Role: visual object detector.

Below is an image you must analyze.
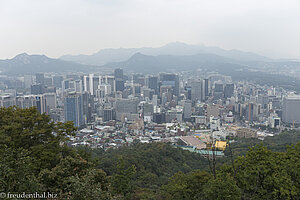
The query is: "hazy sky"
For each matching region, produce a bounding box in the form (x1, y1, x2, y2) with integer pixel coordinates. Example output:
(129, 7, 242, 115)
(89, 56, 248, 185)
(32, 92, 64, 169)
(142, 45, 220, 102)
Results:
(1, 0, 300, 59)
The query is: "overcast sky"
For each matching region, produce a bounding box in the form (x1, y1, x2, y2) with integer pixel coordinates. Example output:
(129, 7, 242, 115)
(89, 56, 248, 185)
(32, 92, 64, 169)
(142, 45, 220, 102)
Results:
(1, 0, 300, 59)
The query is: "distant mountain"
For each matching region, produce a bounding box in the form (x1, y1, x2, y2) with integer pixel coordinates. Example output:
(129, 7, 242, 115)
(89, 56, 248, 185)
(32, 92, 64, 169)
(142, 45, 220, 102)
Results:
(103, 52, 245, 74)
(0, 53, 98, 75)
(60, 42, 270, 66)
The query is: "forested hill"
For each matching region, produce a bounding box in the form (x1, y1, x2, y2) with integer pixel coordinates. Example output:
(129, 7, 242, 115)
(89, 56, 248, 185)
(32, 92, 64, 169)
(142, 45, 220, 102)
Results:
(84, 142, 208, 190)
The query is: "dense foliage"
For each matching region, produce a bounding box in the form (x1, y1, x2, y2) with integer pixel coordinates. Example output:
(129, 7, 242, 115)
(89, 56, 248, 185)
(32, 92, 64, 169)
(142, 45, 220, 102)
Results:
(0, 107, 299, 199)
(224, 130, 300, 158)
(92, 142, 208, 189)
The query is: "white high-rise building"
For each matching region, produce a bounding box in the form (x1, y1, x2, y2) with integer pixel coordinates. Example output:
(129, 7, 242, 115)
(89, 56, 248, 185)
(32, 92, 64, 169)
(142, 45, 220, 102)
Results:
(283, 95, 300, 124)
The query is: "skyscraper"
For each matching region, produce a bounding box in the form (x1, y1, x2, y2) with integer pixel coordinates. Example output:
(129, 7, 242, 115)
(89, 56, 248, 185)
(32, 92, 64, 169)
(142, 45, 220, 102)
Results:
(36, 73, 45, 85)
(191, 80, 203, 102)
(183, 100, 192, 120)
(147, 75, 158, 94)
(53, 75, 63, 88)
(114, 68, 123, 80)
(159, 73, 179, 96)
(64, 92, 84, 127)
(224, 83, 234, 99)
(282, 95, 300, 124)
(115, 79, 125, 92)
(24, 75, 33, 89)
(204, 78, 209, 99)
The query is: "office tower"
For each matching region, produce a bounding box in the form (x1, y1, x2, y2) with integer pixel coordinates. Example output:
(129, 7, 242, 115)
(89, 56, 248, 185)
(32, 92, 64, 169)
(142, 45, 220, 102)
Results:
(213, 83, 224, 100)
(224, 83, 234, 99)
(102, 75, 115, 93)
(97, 84, 112, 97)
(62, 80, 70, 90)
(0, 94, 16, 108)
(246, 102, 260, 122)
(31, 84, 44, 95)
(53, 75, 63, 88)
(88, 74, 94, 95)
(115, 79, 125, 92)
(36, 73, 45, 85)
(82, 92, 94, 124)
(142, 88, 154, 100)
(143, 103, 154, 116)
(44, 77, 53, 86)
(43, 93, 57, 111)
(75, 80, 83, 93)
(64, 92, 84, 127)
(92, 76, 100, 95)
(24, 75, 33, 89)
(214, 83, 223, 92)
(282, 95, 300, 124)
(153, 113, 166, 123)
(159, 73, 180, 96)
(183, 100, 192, 120)
(115, 99, 138, 120)
(147, 75, 158, 94)
(16, 95, 37, 109)
(114, 68, 123, 80)
(191, 80, 203, 102)
(83, 75, 90, 93)
(103, 108, 116, 122)
(204, 78, 209, 98)
(35, 95, 47, 114)
(152, 95, 158, 106)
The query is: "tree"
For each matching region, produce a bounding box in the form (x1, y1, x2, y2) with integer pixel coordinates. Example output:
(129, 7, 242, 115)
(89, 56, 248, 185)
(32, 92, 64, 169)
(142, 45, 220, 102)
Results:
(0, 106, 76, 170)
(161, 170, 211, 200)
(111, 158, 136, 199)
(226, 144, 300, 199)
(203, 174, 241, 200)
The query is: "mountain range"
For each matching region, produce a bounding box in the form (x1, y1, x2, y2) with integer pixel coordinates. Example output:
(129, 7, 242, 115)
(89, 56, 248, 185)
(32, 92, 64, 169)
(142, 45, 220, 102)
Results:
(1, 42, 300, 75)
(60, 42, 270, 66)
(0, 53, 96, 75)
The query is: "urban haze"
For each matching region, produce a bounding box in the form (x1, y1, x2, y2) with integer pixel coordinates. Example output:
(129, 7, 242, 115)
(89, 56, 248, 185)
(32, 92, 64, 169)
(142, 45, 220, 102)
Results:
(0, 1, 300, 199)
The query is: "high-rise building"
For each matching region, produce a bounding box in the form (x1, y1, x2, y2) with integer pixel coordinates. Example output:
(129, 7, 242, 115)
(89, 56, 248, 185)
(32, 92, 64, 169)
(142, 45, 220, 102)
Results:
(159, 73, 179, 96)
(24, 75, 33, 89)
(0, 94, 16, 108)
(53, 75, 63, 88)
(213, 83, 224, 100)
(64, 92, 84, 127)
(83, 75, 90, 93)
(31, 84, 44, 95)
(282, 95, 300, 124)
(35, 95, 47, 114)
(115, 79, 125, 92)
(102, 75, 115, 93)
(75, 80, 83, 93)
(214, 83, 223, 92)
(82, 92, 94, 124)
(204, 78, 209, 98)
(224, 83, 234, 99)
(92, 76, 100, 95)
(36, 73, 45, 85)
(43, 93, 57, 111)
(103, 108, 116, 122)
(16, 95, 37, 109)
(147, 75, 158, 94)
(44, 77, 53, 86)
(114, 68, 123, 80)
(115, 99, 138, 120)
(183, 100, 192, 120)
(191, 80, 203, 102)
